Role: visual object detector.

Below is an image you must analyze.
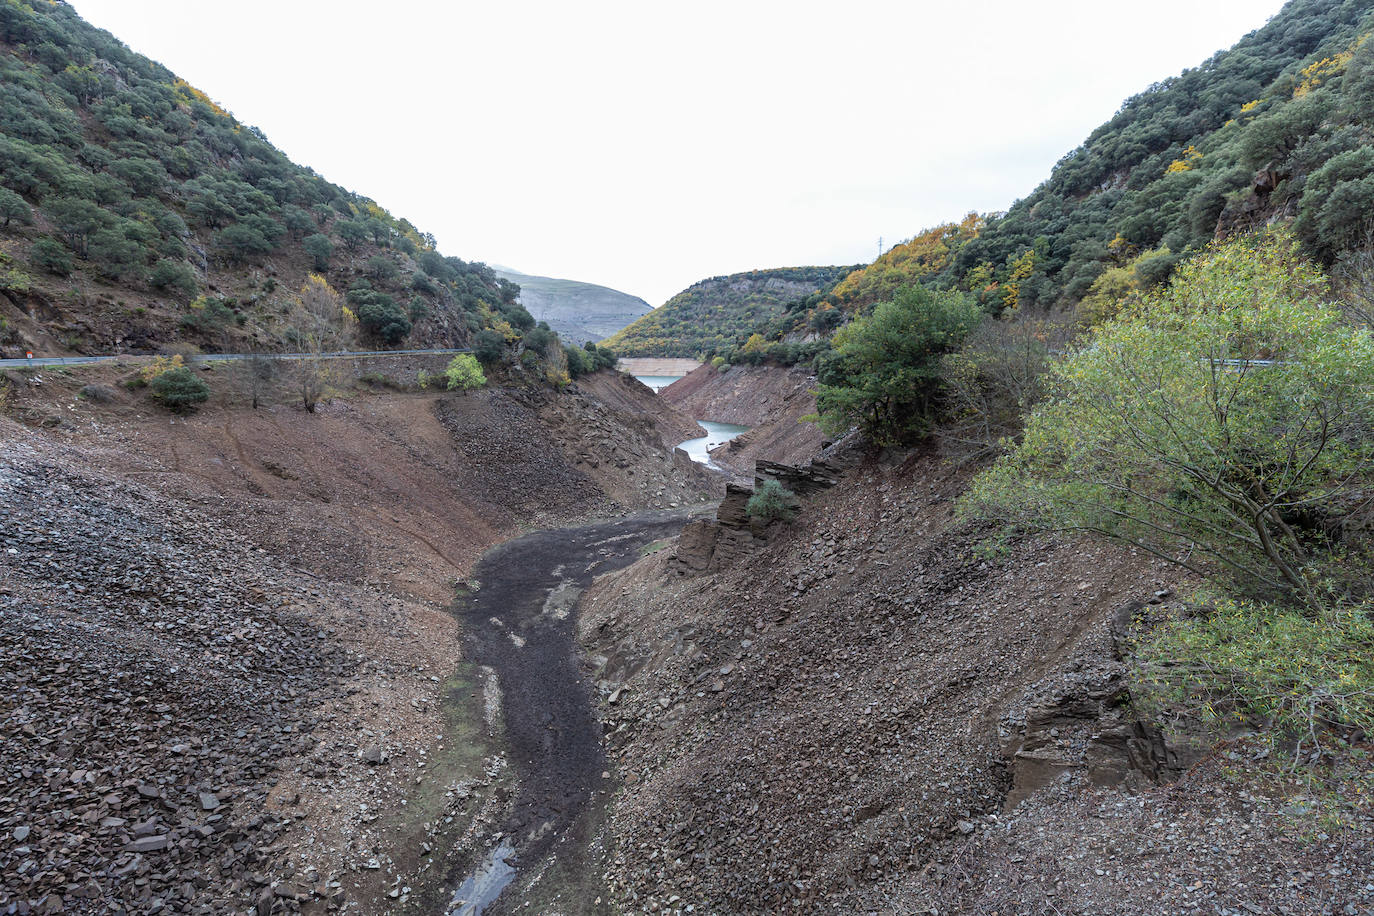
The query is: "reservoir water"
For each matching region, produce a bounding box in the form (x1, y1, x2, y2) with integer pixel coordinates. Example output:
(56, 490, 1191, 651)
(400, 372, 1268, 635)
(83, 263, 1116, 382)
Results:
(634, 375, 683, 393)
(631, 373, 749, 468)
(677, 419, 750, 467)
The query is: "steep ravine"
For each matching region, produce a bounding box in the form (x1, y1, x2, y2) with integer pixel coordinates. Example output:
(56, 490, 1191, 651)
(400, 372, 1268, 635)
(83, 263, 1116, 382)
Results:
(0, 365, 717, 915)
(578, 455, 1374, 913)
(660, 364, 825, 479)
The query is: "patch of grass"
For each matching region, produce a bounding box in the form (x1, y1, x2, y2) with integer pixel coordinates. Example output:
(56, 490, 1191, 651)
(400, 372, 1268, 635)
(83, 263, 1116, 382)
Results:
(639, 538, 672, 557)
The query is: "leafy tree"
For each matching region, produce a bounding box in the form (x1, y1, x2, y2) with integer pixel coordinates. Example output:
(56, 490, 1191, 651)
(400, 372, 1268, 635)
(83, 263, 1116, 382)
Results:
(216, 223, 272, 263)
(354, 292, 410, 344)
(444, 353, 486, 391)
(365, 217, 390, 246)
(44, 196, 104, 256)
(150, 364, 209, 411)
(366, 254, 398, 283)
(814, 284, 982, 444)
(302, 233, 332, 271)
(30, 237, 71, 275)
(282, 204, 314, 239)
(407, 296, 431, 322)
(473, 328, 506, 366)
(336, 219, 367, 250)
(87, 227, 146, 279)
(962, 232, 1374, 606)
(109, 156, 165, 195)
(148, 258, 196, 296)
(0, 187, 29, 228)
(563, 343, 591, 377)
(524, 324, 556, 355)
(410, 270, 435, 294)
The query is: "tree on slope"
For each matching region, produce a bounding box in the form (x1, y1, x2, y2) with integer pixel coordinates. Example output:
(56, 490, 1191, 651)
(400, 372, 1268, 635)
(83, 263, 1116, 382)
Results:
(814, 284, 981, 445)
(961, 230, 1374, 606)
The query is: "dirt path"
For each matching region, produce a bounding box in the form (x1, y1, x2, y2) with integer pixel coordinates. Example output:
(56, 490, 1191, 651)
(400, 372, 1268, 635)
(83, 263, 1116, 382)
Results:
(446, 510, 694, 914)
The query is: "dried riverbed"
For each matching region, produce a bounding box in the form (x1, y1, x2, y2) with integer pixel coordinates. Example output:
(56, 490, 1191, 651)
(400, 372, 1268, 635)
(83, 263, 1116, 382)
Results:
(418, 510, 696, 915)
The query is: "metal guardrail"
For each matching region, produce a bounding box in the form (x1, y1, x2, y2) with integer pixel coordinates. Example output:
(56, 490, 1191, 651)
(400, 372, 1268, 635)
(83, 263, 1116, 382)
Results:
(0, 348, 472, 370)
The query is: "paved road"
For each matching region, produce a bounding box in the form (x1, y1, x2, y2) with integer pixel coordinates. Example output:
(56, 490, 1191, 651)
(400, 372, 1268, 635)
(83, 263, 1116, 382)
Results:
(0, 347, 471, 369)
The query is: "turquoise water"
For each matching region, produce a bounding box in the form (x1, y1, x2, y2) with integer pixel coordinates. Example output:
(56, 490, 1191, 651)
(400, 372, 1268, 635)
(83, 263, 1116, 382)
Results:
(678, 420, 750, 467)
(633, 374, 683, 392)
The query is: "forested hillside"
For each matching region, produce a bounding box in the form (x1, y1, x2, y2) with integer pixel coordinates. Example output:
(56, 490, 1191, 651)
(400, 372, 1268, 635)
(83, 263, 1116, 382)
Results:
(0, 0, 533, 358)
(603, 265, 858, 358)
(493, 268, 650, 346)
(779, 0, 1374, 334)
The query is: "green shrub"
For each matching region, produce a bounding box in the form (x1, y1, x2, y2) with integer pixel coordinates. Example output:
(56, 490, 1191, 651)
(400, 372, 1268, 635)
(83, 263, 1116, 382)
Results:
(30, 238, 72, 276)
(1132, 593, 1374, 761)
(961, 231, 1374, 606)
(353, 293, 411, 344)
(747, 478, 797, 522)
(473, 329, 506, 366)
(564, 343, 591, 378)
(815, 283, 982, 445)
(180, 297, 235, 335)
(302, 233, 332, 271)
(444, 353, 486, 391)
(149, 365, 209, 411)
(148, 258, 197, 297)
(0, 187, 31, 228)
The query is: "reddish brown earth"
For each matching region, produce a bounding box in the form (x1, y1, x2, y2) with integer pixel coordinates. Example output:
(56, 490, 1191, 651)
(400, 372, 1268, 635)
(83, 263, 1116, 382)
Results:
(579, 452, 1374, 914)
(0, 362, 714, 915)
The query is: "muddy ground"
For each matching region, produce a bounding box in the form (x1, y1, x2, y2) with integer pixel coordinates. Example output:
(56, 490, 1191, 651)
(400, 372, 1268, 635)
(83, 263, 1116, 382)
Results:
(434, 511, 700, 916)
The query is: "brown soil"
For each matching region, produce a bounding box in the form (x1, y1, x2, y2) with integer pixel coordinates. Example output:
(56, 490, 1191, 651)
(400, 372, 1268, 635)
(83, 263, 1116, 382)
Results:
(0, 364, 714, 915)
(578, 453, 1374, 914)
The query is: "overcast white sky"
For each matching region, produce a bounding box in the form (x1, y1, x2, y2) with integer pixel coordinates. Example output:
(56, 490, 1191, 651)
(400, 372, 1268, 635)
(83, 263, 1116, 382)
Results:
(71, 1, 1288, 305)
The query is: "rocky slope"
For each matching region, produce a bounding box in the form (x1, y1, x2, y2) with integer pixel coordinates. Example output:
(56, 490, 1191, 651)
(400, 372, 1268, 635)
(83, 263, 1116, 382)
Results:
(578, 454, 1374, 913)
(0, 363, 715, 915)
(493, 269, 651, 346)
(660, 364, 825, 479)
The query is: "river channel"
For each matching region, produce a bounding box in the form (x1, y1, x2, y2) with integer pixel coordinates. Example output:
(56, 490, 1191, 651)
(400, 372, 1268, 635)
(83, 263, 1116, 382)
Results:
(437, 510, 694, 915)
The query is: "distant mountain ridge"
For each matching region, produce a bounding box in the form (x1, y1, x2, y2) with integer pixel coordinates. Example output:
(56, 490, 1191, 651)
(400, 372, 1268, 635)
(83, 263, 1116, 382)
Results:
(493, 268, 650, 346)
(602, 265, 858, 358)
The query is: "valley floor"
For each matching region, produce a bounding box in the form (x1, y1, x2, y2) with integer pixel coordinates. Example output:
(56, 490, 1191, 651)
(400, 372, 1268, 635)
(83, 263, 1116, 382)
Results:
(2, 359, 1370, 916)
(0, 362, 714, 915)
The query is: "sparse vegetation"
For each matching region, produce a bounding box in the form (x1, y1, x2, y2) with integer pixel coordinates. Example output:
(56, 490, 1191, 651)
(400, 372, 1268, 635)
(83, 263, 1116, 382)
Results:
(746, 478, 798, 522)
(444, 353, 486, 391)
(149, 365, 209, 411)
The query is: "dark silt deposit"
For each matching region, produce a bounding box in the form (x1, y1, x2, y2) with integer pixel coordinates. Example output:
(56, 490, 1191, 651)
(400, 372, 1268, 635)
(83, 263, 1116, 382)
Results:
(444, 510, 693, 914)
